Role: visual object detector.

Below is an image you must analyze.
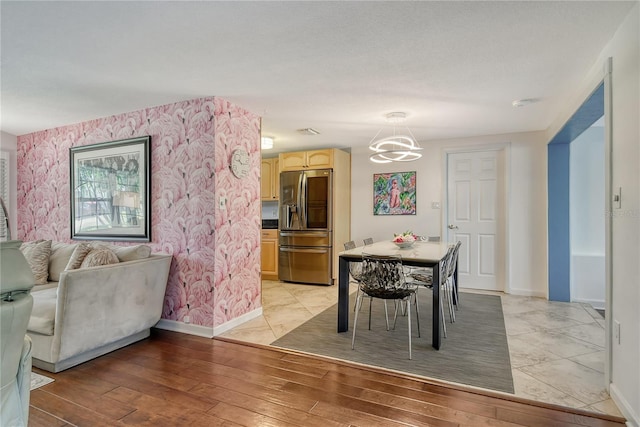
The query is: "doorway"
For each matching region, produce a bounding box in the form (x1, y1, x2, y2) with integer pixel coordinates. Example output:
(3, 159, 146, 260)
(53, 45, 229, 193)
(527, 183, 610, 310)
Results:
(444, 146, 507, 291)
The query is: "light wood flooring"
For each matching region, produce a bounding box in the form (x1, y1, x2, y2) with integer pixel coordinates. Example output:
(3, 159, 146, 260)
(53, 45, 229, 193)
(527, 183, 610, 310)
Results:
(30, 329, 626, 427)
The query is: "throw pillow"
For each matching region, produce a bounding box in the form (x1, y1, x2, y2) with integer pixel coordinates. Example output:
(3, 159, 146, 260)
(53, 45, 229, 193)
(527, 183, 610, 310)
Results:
(19, 240, 52, 285)
(80, 248, 120, 268)
(48, 242, 78, 281)
(64, 242, 92, 271)
(113, 245, 152, 262)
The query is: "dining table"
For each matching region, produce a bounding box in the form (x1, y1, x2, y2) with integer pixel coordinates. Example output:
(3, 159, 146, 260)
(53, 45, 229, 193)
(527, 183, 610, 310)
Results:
(337, 240, 456, 350)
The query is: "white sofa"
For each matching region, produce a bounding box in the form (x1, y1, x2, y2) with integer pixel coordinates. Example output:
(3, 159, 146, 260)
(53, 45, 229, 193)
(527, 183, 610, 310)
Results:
(23, 241, 171, 373)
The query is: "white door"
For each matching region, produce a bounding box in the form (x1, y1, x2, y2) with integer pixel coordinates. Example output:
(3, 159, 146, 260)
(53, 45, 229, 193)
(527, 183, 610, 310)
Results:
(446, 150, 505, 291)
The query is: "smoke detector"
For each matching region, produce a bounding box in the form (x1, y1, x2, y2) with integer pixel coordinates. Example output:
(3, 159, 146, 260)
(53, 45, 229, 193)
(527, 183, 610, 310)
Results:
(297, 128, 320, 135)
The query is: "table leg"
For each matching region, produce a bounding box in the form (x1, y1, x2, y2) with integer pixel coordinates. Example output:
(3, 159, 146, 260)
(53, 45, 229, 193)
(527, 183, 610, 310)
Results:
(338, 256, 349, 333)
(432, 260, 441, 350)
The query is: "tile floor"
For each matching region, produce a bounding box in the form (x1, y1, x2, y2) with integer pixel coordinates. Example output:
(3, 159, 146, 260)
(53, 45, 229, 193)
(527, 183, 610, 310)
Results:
(220, 280, 623, 418)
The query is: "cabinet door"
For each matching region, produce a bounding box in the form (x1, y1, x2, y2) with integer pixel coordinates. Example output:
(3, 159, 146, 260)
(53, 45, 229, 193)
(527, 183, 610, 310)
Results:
(306, 149, 333, 169)
(279, 151, 307, 171)
(261, 231, 278, 277)
(261, 159, 274, 200)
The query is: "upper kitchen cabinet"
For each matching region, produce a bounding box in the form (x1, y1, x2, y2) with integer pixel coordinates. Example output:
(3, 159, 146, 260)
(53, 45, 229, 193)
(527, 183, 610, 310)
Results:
(279, 149, 333, 171)
(261, 158, 279, 200)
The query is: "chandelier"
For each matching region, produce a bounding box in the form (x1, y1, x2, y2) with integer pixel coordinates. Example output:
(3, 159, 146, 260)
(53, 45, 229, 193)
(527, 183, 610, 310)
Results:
(369, 112, 422, 163)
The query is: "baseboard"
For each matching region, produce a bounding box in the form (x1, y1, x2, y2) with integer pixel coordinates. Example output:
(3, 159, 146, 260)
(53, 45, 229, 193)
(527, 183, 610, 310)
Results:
(155, 319, 213, 338)
(154, 307, 264, 338)
(571, 297, 605, 310)
(213, 307, 263, 336)
(610, 383, 639, 427)
(506, 288, 547, 298)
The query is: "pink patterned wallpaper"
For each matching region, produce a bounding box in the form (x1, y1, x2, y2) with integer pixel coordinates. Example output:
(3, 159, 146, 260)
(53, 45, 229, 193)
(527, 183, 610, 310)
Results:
(16, 97, 261, 330)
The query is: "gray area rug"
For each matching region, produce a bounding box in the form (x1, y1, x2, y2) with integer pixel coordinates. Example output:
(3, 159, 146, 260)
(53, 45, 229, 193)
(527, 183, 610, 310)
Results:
(272, 290, 514, 393)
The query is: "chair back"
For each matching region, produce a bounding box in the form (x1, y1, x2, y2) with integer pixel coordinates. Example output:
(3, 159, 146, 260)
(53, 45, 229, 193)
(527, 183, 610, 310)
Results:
(360, 254, 411, 299)
(446, 241, 462, 279)
(439, 245, 455, 285)
(343, 241, 356, 250)
(427, 236, 441, 242)
(363, 237, 374, 246)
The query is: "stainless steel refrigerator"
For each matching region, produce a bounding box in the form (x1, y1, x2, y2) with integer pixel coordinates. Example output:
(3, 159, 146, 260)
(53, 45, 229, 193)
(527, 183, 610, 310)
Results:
(278, 169, 333, 285)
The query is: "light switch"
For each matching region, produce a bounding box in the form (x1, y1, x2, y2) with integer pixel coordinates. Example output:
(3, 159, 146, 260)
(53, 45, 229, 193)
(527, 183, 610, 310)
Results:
(614, 187, 622, 209)
(431, 202, 441, 209)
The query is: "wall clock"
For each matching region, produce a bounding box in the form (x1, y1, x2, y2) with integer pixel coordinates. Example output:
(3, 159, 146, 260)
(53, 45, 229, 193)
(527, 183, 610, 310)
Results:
(230, 148, 250, 179)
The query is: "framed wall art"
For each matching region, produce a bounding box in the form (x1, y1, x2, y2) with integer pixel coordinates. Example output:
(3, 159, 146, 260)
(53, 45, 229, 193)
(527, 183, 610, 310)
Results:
(70, 136, 151, 241)
(373, 171, 416, 215)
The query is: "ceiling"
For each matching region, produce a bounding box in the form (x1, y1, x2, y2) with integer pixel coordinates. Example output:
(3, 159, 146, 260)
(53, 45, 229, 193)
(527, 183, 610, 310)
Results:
(1, 1, 635, 154)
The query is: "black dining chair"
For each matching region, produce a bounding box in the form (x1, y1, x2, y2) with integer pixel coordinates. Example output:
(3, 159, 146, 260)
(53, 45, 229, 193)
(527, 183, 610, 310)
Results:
(352, 254, 420, 359)
(344, 241, 363, 311)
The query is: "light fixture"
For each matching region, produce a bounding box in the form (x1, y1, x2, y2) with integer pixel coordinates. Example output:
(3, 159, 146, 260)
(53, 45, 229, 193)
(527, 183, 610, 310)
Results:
(369, 112, 422, 163)
(261, 136, 274, 149)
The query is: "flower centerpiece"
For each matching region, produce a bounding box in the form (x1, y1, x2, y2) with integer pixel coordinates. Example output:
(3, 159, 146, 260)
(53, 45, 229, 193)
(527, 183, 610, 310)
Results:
(392, 230, 418, 248)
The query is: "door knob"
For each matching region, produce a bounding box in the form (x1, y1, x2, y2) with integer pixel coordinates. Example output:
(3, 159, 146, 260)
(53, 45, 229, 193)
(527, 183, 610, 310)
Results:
(448, 224, 459, 230)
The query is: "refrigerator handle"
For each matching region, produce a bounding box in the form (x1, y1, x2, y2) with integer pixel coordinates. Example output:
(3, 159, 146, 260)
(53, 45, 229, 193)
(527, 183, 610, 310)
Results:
(298, 172, 306, 229)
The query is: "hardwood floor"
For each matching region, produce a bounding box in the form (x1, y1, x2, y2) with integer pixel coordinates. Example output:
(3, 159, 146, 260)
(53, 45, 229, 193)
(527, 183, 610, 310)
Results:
(29, 329, 626, 427)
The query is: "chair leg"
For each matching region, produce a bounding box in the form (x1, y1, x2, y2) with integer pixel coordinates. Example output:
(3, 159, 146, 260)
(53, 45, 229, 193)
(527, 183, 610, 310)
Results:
(413, 291, 420, 338)
(452, 276, 460, 310)
(448, 278, 456, 322)
(440, 296, 447, 338)
(383, 301, 390, 330)
(407, 298, 412, 360)
(368, 297, 373, 330)
(351, 294, 363, 350)
(353, 286, 360, 312)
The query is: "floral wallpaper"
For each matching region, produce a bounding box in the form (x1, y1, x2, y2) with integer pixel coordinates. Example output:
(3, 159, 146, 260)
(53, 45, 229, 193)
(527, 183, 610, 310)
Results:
(16, 97, 261, 330)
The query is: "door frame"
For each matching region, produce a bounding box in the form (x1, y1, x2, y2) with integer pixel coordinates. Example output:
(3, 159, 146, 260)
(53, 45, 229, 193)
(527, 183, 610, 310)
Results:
(441, 142, 511, 293)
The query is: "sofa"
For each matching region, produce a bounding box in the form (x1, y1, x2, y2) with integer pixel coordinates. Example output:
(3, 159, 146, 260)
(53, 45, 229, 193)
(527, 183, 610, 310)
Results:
(1, 240, 35, 427)
(20, 240, 172, 373)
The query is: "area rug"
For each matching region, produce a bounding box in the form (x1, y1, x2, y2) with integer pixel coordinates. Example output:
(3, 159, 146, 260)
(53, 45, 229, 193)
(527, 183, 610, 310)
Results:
(272, 290, 514, 393)
(30, 372, 54, 390)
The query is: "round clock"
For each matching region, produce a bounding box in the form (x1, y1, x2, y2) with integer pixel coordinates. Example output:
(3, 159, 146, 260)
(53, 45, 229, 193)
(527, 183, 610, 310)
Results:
(230, 148, 250, 179)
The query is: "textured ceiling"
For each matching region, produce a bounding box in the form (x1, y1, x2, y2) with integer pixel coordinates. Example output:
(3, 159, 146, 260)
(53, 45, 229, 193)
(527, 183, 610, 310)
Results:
(1, 1, 635, 153)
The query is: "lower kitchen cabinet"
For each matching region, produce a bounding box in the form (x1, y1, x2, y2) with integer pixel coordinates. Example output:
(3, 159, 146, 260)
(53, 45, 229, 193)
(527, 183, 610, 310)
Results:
(261, 229, 278, 280)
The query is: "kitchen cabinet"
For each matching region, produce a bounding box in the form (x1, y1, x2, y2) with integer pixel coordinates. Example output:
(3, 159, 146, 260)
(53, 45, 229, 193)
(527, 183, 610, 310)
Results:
(279, 149, 333, 171)
(261, 229, 278, 280)
(261, 158, 279, 200)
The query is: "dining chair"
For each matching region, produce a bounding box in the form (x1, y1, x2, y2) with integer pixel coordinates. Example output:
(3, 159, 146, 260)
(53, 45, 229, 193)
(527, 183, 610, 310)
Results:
(352, 254, 420, 359)
(363, 237, 374, 246)
(445, 241, 462, 313)
(344, 241, 363, 312)
(408, 245, 454, 337)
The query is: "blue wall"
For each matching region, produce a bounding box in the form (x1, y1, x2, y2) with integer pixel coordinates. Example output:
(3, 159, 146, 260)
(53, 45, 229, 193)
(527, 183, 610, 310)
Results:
(547, 83, 604, 302)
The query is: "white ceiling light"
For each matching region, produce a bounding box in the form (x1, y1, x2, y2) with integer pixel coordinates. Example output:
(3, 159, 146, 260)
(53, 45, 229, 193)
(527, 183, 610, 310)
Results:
(369, 112, 422, 163)
(261, 136, 274, 149)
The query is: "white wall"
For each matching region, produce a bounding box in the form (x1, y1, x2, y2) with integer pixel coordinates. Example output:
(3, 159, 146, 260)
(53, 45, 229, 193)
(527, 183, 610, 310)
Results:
(350, 130, 548, 297)
(0, 131, 18, 239)
(545, 4, 639, 424)
(570, 125, 606, 309)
